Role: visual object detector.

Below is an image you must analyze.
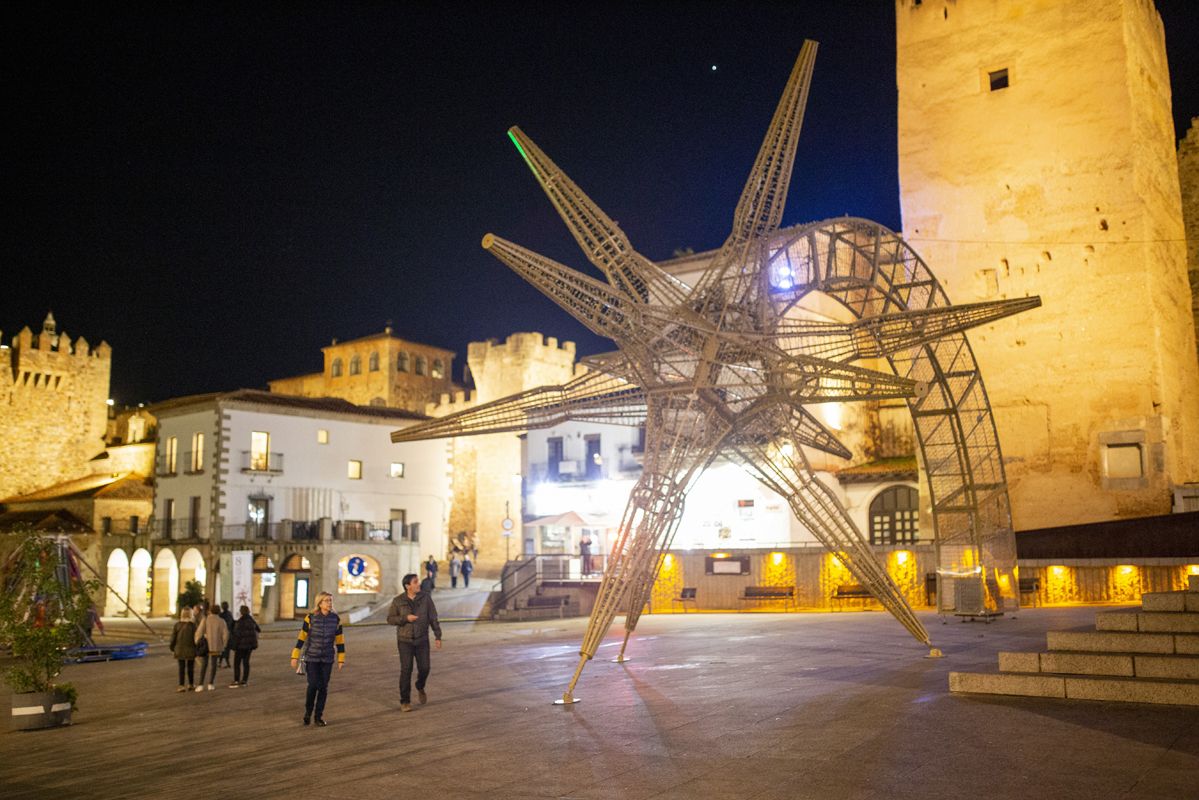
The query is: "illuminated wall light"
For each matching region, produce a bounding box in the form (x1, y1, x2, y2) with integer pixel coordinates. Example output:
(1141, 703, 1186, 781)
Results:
(896, 550, 910, 564)
(712, 552, 730, 559)
(662, 554, 674, 569)
(1050, 565, 1065, 576)
(1118, 565, 1134, 575)
(771, 552, 784, 565)
(1188, 565, 1199, 575)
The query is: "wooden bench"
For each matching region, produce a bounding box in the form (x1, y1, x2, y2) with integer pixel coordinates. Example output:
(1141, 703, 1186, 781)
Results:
(672, 587, 697, 612)
(519, 594, 572, 620)
(1018, 576, 1041, 608)
(832, 583, 875, 610)
(739, 585, 795, 611)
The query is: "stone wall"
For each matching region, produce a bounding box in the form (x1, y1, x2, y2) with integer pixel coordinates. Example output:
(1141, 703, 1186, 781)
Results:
(429, 333, 577, 571)
(268, 328, 456, 413)
(1180, 118, 1199, 366)
(0, 315, 111, 500)
(895, 0, 1199, 528)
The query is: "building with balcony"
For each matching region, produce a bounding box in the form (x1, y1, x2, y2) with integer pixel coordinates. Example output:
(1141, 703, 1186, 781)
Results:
(131, 389, 450, 620)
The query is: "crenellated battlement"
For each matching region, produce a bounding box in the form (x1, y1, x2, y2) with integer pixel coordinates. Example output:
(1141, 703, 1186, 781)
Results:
(1, 313, 112, 500)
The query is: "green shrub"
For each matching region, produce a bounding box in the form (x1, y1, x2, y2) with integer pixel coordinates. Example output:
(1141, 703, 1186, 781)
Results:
(0, 526, 100, 698)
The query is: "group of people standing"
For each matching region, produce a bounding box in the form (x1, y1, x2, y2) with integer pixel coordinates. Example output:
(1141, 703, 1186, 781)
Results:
(420, 551, 474, 590)
(170, 600, 260, 692)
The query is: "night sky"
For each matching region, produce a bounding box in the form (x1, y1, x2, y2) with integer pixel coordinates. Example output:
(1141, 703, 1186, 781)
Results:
(4, 2, 1198, 405)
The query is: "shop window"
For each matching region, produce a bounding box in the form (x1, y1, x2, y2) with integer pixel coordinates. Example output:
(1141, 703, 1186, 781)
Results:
(338, 554, 381, 594)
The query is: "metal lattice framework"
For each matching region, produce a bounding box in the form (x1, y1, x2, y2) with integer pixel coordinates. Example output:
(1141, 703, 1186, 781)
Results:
(392, 41, 1039, 703)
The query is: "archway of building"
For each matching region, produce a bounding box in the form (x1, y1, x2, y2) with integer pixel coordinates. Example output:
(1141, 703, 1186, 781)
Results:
(252, 553, 276, 617)
(104, 549, 130, 616)
(766, 217, 1024, 607)
(278, 553, 313, 620)
(129, 548, 152, 616)
(152, 548, 179, 617)
(179, 547, 207, 592)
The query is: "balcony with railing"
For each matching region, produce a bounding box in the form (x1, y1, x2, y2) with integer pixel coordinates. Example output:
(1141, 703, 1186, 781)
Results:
(240, 450, 284, 474)
(149, 516, 205, 540)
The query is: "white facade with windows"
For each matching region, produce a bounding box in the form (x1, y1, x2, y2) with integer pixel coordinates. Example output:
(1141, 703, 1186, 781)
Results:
(148, 390, 450, 618)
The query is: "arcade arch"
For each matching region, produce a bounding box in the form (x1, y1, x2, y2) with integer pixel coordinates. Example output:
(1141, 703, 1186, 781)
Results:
(251, 553, 277, 617)
(278, 554, 312, 620)
(180, 547, 207, 589)
(129, 548, 152, 616)
(152, 549, 179, 617)
(104, 549, 130, 616)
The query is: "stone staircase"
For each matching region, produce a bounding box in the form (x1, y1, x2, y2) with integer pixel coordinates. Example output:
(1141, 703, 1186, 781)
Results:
(950, 581, 1199, 706)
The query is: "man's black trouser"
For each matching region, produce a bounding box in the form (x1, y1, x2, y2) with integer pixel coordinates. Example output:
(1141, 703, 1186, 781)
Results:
(397, 638, 431, 704)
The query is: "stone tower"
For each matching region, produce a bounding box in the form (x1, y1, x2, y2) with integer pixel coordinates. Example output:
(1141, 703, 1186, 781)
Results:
(896, 0, 1199, 528)
(0, 313, 112, 500)
(430, 333, 576, 571)
(1180, 117, 1199, 359)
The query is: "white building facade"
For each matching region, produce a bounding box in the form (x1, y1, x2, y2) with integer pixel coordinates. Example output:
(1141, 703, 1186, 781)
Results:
(148, 390, 449, 619)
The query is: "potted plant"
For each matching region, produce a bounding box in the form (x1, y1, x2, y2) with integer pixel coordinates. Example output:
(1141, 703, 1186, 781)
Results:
(0, 526, 99, 731)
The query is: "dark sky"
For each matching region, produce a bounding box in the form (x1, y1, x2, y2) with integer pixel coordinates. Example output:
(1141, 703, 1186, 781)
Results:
(4, 2, 1198, 405)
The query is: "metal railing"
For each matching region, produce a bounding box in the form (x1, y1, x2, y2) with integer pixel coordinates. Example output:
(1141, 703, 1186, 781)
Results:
(332, 520, 396, 541)
(492, 553, 608, 616)
(149, 516, 204, 539)
(240, 450, 284, 473)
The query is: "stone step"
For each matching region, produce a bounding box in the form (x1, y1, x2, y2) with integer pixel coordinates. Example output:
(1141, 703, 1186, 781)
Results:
(999, 650, 1199, 680)
(1142, 591, 1199, 613)
(949, 670, 1199, 706)
(1046, 629, 1199, 655)
(1096, 609, 1199, 634)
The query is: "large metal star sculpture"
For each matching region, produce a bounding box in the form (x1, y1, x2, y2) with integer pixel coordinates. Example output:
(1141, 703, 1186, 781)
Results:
(393, 41, 1039, 704)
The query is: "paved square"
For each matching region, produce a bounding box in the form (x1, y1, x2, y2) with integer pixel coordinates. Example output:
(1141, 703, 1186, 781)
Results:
(2, 607, 1197, 799)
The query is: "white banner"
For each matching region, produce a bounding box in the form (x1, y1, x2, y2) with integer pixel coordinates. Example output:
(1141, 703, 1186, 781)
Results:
(231, 550, 253, 613)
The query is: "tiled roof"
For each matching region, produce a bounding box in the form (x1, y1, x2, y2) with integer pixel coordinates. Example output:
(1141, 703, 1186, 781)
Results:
(0, 508, 93, 533)
(1, 472, 151, 504)
(152, 389, 428, 421)
(835, 456, 918, 484)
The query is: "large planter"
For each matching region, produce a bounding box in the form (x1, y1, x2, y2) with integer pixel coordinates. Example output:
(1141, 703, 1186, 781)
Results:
(10, 690, 72, 731)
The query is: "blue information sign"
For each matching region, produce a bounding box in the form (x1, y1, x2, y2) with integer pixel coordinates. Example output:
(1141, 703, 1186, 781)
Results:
(347, 556, 366, 577)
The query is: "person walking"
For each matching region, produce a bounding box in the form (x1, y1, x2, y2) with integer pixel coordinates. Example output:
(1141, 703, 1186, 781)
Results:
(219, 601, 235, 668)
(228, 604, 260, 688)
(449, 553, 461, 589)
(290, 591, 345, 727)
(386, 573, 443, 712)
(461, 555, 473, 588)
(170, 607, 197, 692)
(423, 555, 438, 588)
(580, 534, 593, 576)
(195, 604, 229, 691)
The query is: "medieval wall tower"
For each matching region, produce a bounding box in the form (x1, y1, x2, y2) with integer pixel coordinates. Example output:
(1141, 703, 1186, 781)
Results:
(1180, 117, 1199, 357)
(896, 0, 1199, 528)
(430, 332, 576, 570)
(0, 313, 112, 500)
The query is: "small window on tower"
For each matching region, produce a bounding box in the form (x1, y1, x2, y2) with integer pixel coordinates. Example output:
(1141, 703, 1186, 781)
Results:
(988, 68, 1009, 92)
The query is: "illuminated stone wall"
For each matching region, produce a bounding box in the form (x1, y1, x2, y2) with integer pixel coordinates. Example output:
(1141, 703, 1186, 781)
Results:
(896, 0, 1199, 527)
(0, 315, 111, 500)
(430, 333, 577, 572)
(1180, 118, 1199, 365)
(269, 328, 456, 413)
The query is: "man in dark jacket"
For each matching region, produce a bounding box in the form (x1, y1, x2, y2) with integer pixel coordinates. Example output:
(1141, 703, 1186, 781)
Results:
(219, 601, 235, 667)
(386, 573, 443, 712)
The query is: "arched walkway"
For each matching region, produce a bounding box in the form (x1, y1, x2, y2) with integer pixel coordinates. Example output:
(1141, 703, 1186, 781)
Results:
(104, 549, 130, 616)
(152, 549, 179, 617)
(252, 553, 276, 617)
(278, 553, 312, 620)
(179, 547, 206, 592)
(129, 549, 152, 616)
